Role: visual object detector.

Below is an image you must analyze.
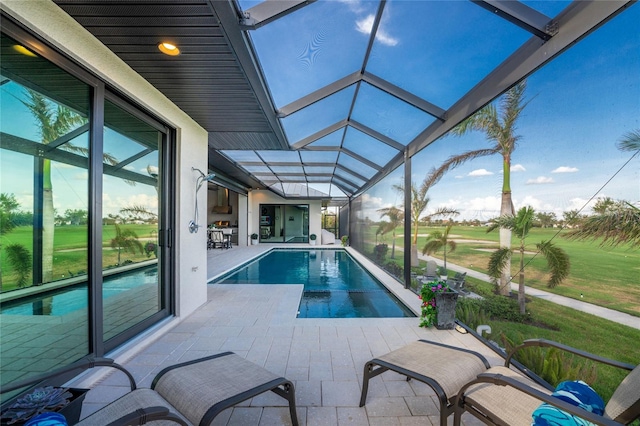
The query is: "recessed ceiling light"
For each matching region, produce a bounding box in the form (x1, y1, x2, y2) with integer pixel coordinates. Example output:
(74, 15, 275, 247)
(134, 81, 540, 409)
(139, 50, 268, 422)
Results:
(13, 45, 37, 57)
(158, 42, 180, 56)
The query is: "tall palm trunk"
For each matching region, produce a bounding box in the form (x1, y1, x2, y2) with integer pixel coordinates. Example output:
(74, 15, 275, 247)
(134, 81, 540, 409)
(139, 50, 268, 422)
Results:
(411, 221, 419, 267)
(498, 156, 515, 296)
(518, 244, 526, 313)
(391, 230, 396, 259)
(42, 159, 54, 283)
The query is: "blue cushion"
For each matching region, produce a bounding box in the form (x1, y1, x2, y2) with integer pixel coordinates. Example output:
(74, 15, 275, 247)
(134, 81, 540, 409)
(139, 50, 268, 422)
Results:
(24, 412, 68, 426)
(531, 380, 604, 426)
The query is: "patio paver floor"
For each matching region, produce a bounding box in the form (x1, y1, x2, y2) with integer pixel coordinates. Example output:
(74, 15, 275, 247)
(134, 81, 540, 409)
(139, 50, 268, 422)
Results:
(73, 255, 503, 425)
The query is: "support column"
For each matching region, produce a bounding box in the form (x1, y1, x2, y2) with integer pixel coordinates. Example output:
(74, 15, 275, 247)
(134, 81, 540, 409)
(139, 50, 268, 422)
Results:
(403, 150, 412, 289)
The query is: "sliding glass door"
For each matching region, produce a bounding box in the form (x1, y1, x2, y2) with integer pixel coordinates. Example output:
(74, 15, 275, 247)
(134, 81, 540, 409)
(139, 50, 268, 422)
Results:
(259, 204, 309, 243)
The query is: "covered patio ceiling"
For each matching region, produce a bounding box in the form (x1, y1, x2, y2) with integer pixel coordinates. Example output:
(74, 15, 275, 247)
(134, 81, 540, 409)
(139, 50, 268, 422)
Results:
(53, 0, 633, 200)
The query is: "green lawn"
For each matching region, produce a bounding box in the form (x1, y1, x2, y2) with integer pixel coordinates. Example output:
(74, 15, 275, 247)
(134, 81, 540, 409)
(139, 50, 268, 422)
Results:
(364, 225, 640, 316)
(1, 224, 158, 290)
(463, 277, 640, 403)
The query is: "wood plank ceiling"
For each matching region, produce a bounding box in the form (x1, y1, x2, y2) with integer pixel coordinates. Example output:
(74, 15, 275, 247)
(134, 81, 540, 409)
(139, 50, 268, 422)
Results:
(52, 0, 285, 188)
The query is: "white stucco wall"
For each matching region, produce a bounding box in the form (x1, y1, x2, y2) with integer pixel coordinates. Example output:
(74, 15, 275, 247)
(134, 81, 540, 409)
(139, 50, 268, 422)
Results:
(248, 190, 322, 244)
(1, 0, 209, 317)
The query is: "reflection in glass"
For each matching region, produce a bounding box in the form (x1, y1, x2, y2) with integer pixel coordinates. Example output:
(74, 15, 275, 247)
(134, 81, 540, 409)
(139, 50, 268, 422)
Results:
(102, 100, 161, 341)
(0, 33, 90, 388)
(350, 165, 404, 283)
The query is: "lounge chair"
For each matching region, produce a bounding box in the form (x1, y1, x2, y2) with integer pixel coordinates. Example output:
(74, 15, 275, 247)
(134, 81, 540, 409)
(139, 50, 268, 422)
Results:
(359, 340, 491, 426)
(447, 272, 467, 294)
(1, 352, 299, 426)
(453, 339, 639, 426)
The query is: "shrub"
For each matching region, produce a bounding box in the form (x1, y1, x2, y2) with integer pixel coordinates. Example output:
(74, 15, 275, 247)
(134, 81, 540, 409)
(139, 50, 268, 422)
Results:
(373, 244, 388, 264)
(501, 333, 598, 387)
(383, 261, 403, 279)
(481, 294, 529, 323)
(456, 298, 489, 330)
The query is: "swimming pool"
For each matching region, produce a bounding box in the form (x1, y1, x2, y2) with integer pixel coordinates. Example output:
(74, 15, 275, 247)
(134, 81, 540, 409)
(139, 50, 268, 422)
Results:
(0, 266, 158, 316)
(213, 249, 414, 318)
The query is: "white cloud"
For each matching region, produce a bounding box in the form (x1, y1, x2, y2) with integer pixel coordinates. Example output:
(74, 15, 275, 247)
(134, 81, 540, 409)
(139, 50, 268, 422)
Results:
(466, 196, 500, 213)
(454, 175, 464, 179)
(511, 164, 526, 172)
(526, 176, 554, 184)
(338, 0, 366, 14)
(361, 193, 384, 208)
(515, 195, 544, 211)
(468, 169, 494, 177)
(355, 14, 398, 46)
(103, 193, 158, 216)
(552, 166, 579, 173)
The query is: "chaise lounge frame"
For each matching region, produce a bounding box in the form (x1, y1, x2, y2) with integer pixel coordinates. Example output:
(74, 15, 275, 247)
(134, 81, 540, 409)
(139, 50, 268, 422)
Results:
(359, 339, 491, 426)
(2, 351, 299, 426)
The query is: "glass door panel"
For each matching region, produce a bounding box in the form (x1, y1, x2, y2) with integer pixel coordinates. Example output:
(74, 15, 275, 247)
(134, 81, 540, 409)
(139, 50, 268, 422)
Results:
(0, 32, 90, 388)
(102, 99, 161, 341)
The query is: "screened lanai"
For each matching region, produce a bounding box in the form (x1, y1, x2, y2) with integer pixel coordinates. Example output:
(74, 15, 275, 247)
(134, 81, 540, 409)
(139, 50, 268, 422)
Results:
(1, 0, 638, 410)
(51, 0, 637, 203)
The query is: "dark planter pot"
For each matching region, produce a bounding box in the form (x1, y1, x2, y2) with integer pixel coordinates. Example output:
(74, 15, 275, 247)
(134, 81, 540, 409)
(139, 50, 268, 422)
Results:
(1, 388, 88, 426)
(435, 290, 459, 330)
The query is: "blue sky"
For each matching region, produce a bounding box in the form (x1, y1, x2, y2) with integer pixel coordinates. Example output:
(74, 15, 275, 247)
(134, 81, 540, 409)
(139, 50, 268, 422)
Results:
(245, 0, 638, 222)
(1, 1, 638, 223)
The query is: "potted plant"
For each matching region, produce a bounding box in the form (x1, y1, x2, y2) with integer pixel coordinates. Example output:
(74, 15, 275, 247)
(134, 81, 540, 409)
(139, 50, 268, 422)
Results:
(309, 234, 317, 245)
(1, 386, 88, 425)
(340, 235, 349, 247)
(418, 280, 458, 330)
(250, 233, 258, 245)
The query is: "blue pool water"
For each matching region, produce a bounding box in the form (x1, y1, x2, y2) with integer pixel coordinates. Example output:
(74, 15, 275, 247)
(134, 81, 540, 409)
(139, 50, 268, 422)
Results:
(214, 249, 414, 318)
(0, 266, 158, 316)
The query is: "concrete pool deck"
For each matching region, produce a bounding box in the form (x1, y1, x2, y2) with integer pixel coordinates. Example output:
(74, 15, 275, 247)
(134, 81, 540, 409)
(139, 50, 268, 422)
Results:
(74, 280, 501, 425)
(56, 243, 638, 424)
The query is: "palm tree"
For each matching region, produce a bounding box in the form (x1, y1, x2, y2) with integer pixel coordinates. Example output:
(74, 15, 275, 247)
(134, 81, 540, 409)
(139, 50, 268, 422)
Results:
(564, 130, 640, 248)
(393, 182, 458, 266)
(1, 193, 23, 289)
(23, 90, 118, 283)
(565, 201, 640, 249)
(487, 206, 570, 314)
(5, 244, 32, 288)
(421, 224, 457, 273)
(377, 206, 403, 259)
(423, 81, 529, 296)
(110, 224, 143, 265)
(22, 91, 87, 283)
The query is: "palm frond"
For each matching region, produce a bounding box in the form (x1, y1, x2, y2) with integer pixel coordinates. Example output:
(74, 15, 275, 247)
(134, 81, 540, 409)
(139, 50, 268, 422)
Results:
(487, 247, 511, 284)
(120, 205, 158, 218)
(422, 148, 500, 189)
(536, 241, 570, 288)
(451, 104, 498, 138)
(616, 129, 640, 152)
(513, 206, 535, 239)
(486, 214, 515, 233)
(6, 244, 32, 287)
(564, 205, 640, 248)
(420, 207, 459, 222)
(421, 239, 442, 255)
